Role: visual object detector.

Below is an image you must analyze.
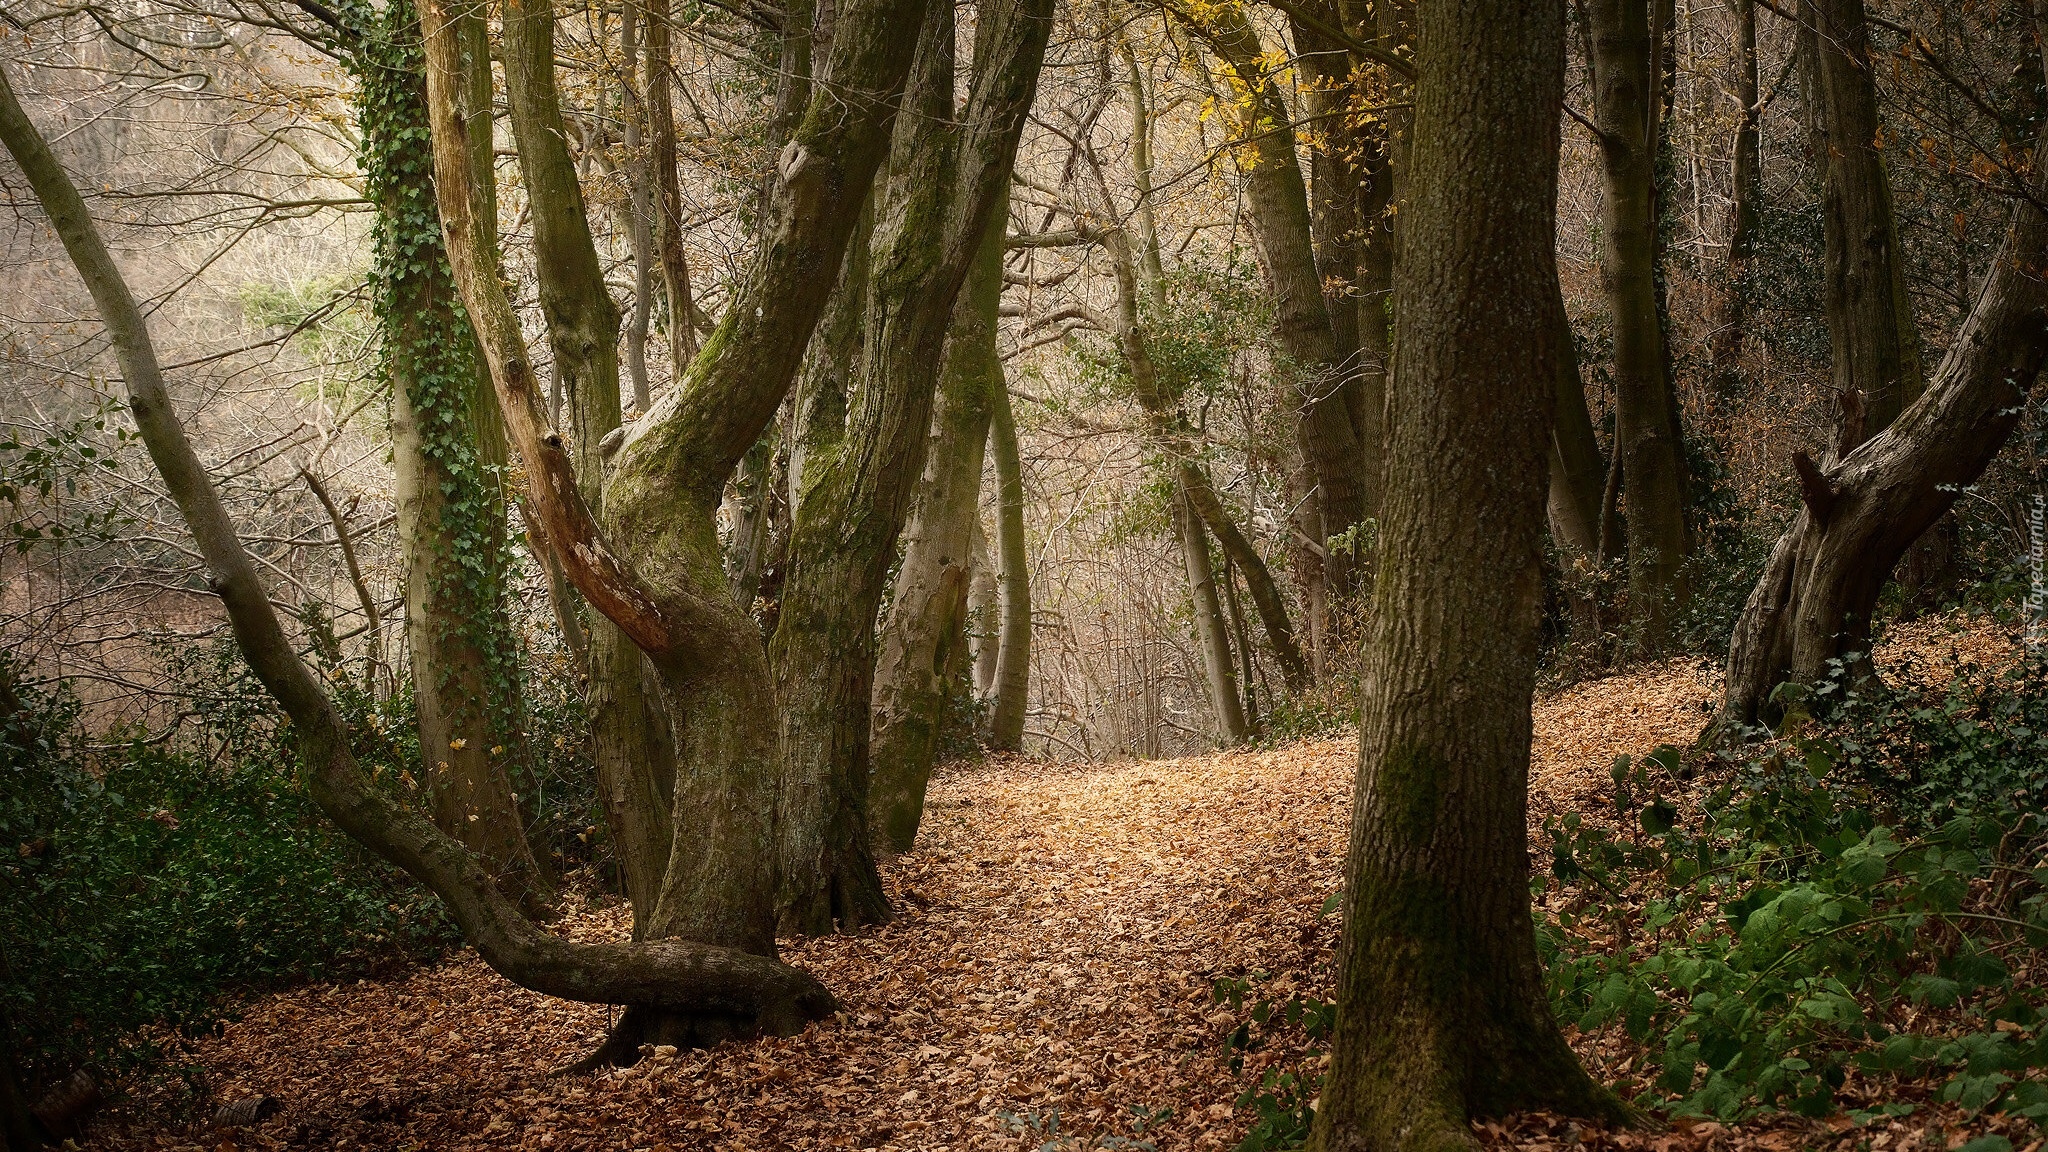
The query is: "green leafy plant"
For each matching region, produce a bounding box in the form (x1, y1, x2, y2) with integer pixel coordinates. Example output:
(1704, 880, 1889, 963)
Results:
(1541, 707, 2048, 1124)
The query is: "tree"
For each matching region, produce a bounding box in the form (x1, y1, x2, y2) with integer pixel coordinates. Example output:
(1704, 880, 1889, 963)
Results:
(423, 0, 935, 1048)
(986, 373, 1033, 751)
(1307, 0, 1629, 1142)
(0, 51, 835, 1063)
(767, 0, 1051, 931)
(1712, 111, 2048, 733)
(1586, 0, 1692, 649)
(869, 203, 1005, 853)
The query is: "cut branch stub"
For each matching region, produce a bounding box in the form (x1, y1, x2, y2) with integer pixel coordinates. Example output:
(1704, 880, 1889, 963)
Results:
(1792, 450, 1838, 523)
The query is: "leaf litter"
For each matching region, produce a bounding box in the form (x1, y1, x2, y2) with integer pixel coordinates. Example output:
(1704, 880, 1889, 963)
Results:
(88, 616, 2026, 1151)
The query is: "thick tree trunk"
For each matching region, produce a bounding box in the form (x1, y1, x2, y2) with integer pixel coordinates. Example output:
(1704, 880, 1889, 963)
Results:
(1588, 0, 1691, 651)
(1708, 0, 1759, 399)
(1307, 0, 1627, 1143)
(368, 2, 551, 920)
(1713, 122, 2048, 735)
(770, 0, 1050, 933)
(987, 377, 1032, 751)
(500, 0, 680, 937)
(0, 55, 836, 1056)
(869, 205, 1003, 854)
(1176, 488, 1250, 745)
(1806, 0, 1924, 444)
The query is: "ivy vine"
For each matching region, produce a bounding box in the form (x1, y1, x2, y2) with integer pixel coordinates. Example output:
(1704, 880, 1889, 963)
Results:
(337, 0, 528, 760)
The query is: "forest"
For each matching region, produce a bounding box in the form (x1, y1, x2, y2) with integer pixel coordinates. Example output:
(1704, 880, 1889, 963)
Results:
(1, 0, 2046, 1144)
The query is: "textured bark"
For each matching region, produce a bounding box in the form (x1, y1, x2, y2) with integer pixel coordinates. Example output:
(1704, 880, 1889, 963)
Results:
(1307, 0, 1627, 1143)
(1175, 489, 1250, 745)
(1805, 0, 1924, 445)
(373, 7, 551, 920)
(1708, 0, 1759, 399)
(869, 205, 1003, 853)
(987, 377, 1032, 752)
(1713, 122, 2048, 734)
(770, 0, 1050, 933)
(1588, 0, 1691, 649)
(969, 520, 1000, 698)
(0, 57, 834, 1048)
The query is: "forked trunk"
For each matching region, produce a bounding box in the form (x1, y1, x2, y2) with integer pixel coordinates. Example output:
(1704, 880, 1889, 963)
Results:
(1712, 120, 2048, 736)
(1308, 0, 1627, 1143)
(770, 0, 1051, 933)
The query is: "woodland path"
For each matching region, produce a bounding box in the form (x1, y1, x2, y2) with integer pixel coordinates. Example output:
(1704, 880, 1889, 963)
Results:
(94, 620, 2011, 1152)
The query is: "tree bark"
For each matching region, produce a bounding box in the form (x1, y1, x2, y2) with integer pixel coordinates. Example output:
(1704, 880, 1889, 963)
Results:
(0, 53, 836, 1054)
(1588, 0, 1691, 651)
(769, 0, 1050, 933)
(1307, 0, 1628, 1142)
(619, 0, 655, 411)
(646, 0, 700, 370)
(1175, 488, 1249, 744)
(1712, 120, 2048, 734)
(428, 0, 933, 1044)
(1805, 0, 1924, 445)
(869, 202, 1004, 854)
(987, 376, 1032, 751)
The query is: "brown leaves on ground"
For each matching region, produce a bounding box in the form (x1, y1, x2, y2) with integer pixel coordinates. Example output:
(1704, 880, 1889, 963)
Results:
(90, 617, 2026, 1152)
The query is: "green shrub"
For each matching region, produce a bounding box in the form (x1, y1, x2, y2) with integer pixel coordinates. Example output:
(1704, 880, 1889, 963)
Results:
(1541, 699, 2048, 1124)
(0, 653, 456, 1092)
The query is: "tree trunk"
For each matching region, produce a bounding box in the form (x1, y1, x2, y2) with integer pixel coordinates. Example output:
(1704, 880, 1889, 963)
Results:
(619, 0, 654, 411)
(0, 52, 837, 1061)
(769, 0, 1050, 933)
(1806, 0, 1924, 445)
(1307, 0, 1628, 1142)
(437, 0, 935, 1046)
(1712, 120, 2048, 735)
(969, 519, 1000, 698)
(1587, 0, 1691, 651)
(369, 0, 552, 920)
(1198, 6, 1373, 599)
(646, 0, 699, 370)
(869, 203, 1003, 853)
(1708, 0, 1759, 400)
(987, 376, 1032, 751)
(1175, 487, 1249, 745)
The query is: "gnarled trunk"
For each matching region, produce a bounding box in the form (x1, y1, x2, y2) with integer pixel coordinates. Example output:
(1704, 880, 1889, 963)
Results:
(1308, 0, 1627, 1142)
(1713, 120, 2048, 735)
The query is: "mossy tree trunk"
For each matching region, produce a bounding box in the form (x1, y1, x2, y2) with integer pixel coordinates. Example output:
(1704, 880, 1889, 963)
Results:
(1588, 0, 1691, 651)
(770, 0, 1051, 933)
(368, 0, 552, 921)
(1307, 0, 1629, 1143)
(869, 202, 1004, 854)
(0, 54, 837, 1068)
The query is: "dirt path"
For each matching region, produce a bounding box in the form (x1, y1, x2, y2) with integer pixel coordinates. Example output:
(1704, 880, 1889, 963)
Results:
(93, 620, 2008, 1151)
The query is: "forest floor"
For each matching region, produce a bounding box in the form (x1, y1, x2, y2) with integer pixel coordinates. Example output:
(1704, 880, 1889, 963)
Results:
(91, 617, 2028, 1152)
